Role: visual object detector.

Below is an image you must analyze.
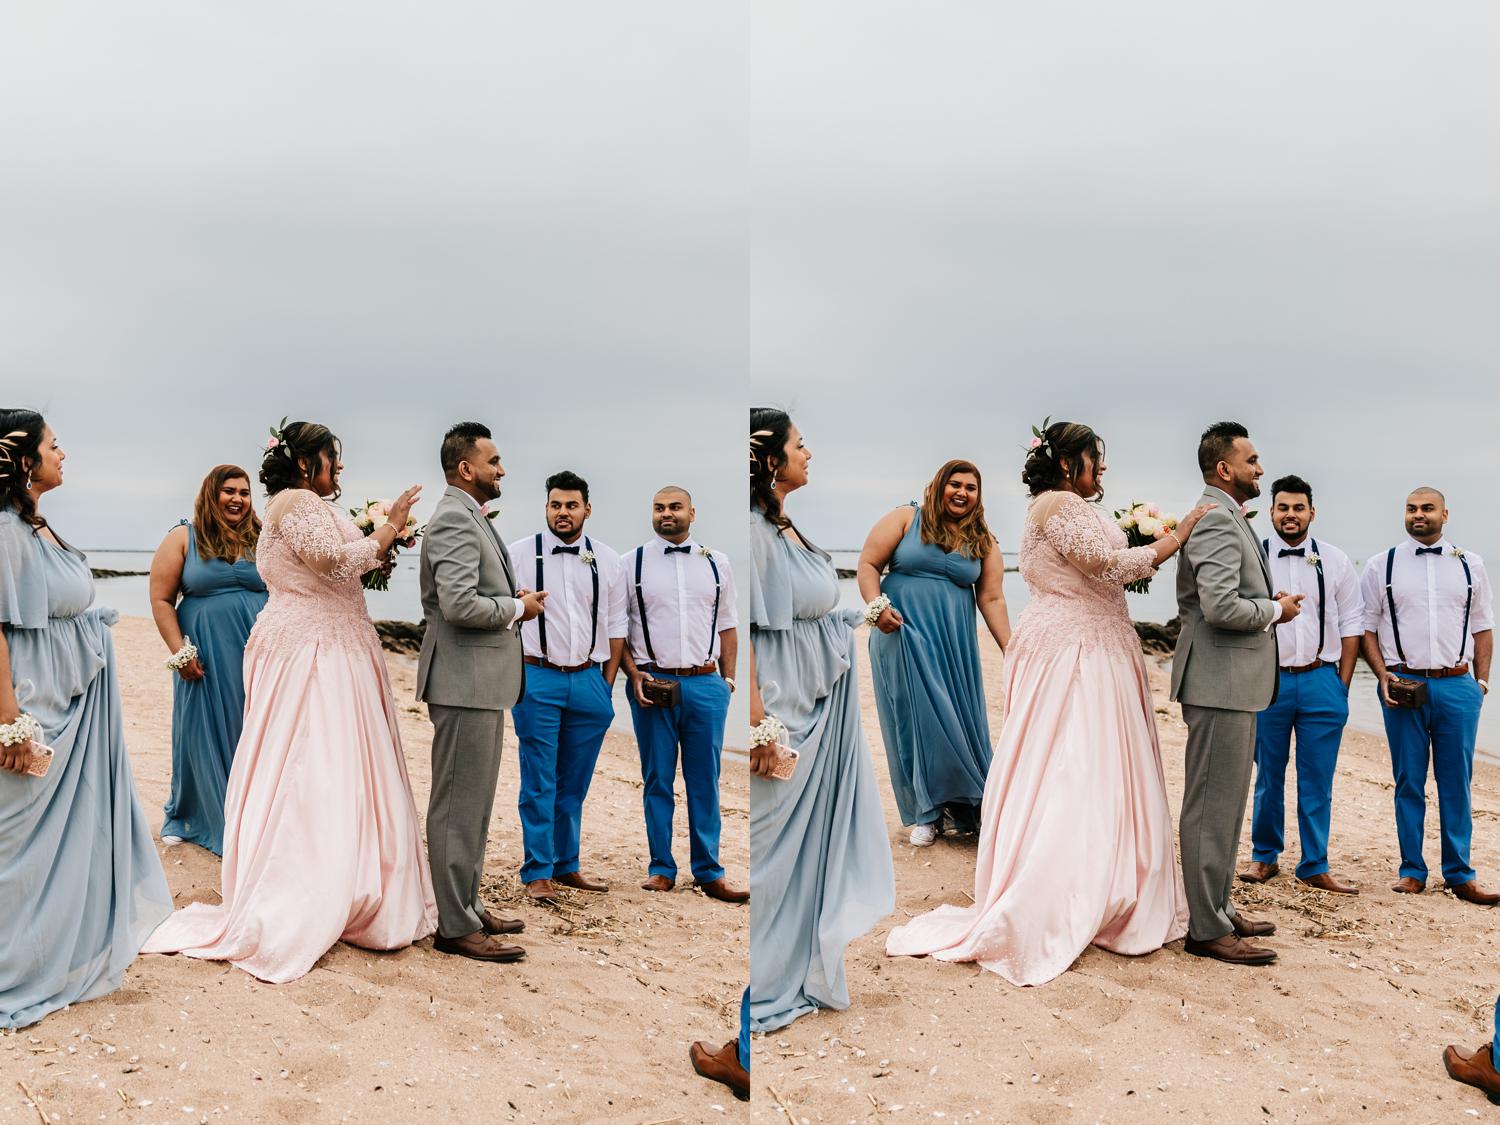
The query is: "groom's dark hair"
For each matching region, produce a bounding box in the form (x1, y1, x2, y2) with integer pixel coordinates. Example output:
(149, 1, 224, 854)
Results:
(1197, 421, 1249, 475)
(1270, 475, 1313, 506)
(441, 422, 492, 477)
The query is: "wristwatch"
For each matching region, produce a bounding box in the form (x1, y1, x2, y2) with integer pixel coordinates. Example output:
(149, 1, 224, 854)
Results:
(723, 677, 736, 692)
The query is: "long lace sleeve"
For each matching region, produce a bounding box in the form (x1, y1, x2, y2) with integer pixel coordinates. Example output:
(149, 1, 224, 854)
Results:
(1033, 492, 1157, 586)
(270, 491, 381, 583)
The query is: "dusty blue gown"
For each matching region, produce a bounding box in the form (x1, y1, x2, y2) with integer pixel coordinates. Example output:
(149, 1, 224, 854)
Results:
(868, 504, 992, 829)
(0, 509, 172, 1029)
(749, 510, 894, 1032)
(162, 522, 267, 854)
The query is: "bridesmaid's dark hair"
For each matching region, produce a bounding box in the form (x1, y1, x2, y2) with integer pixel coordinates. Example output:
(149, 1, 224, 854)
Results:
(750, 406, 794, 529)
(260, 421, 342, 501)
(194, 465, 262, 563)
(920, 459, 994, 560)
(0, 408, 50, 531)
(1022, 420, 1106, 502)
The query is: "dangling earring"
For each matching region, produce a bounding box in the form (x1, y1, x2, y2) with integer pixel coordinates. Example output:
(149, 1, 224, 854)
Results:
(24, 472, 33, 492)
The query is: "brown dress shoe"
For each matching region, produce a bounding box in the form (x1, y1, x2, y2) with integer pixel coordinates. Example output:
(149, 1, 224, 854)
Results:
(1444, 1043, 1500, 1104)
(1237, 861, 1279, 884)
(433, 931, 526, 963)
(695, 877, 750, 904)
(1231, 912, 1277, 938)
(1183, 933, 1277, 965)
(1448, 880, 1500, 906)
(525, 879, 559, 903)
(1392, 876, 1427, 894)
(1299, 872, 1359, 895)
(478, 908, 525, 935)
(689, 1039, 750, 1102)
(554, 871, 609, 893)
(641, 874, 675, 892)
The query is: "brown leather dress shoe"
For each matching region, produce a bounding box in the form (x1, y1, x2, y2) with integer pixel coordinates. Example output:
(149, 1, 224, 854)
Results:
(1299, 872, 1359, 895)
(1231, 912, 1277, 938)
(1392, 876, 1427, 894)
(433, 931, 526, 963)
(641, 874, 675, 892)
(1183, 933, 1277, 965)
(525, 879, 559, 903)
(1444, 1043, 1500, 1103)
(1237, 861, 1279, 884)
(1448, 880, 1500, 906)
(554, 871, 609, 893)
(690, 1039, 750, 1102)
(695, 878, 750, 904)
(478, 908, 525, 935)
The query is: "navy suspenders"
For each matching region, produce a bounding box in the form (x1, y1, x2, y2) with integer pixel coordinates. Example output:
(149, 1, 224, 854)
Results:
(533, 533, 599, 663)
(1266, 538, 1326, 658)
(1384, 545, 1473, 667)
(634, 545, 722, 667)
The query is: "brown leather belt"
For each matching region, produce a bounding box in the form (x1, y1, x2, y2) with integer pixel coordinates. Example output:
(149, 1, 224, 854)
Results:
(1282, 660, 1334, 675)
(640, 662, 718, 677)
(1391, 663, 1470, 679)
(523, 655, 597, 674)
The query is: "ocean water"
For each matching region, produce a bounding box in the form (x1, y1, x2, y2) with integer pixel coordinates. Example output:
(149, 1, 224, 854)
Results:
(833, 551, 1500, 761)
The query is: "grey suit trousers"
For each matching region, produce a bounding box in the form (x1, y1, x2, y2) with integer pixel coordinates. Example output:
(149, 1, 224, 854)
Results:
(427, 703, 505, 939)
(1179, 704, 1258, 941)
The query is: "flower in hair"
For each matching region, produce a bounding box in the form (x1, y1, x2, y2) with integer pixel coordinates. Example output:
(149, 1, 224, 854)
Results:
(1027, 416, 1052, 455)
(264, 417, 294, 460)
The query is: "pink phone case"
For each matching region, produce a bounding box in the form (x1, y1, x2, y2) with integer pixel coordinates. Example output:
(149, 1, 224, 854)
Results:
(768, 742, 800, 781)
(25, 744, 55, 778)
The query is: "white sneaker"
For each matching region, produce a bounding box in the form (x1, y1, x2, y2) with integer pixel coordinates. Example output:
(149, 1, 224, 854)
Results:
(909, 824, 938, 848)
(161, 835, 184, 846)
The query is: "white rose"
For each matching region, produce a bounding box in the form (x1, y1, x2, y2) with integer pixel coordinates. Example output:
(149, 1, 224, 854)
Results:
(1117, 515, 1134, 530)
(1136, 515, 1163, 539)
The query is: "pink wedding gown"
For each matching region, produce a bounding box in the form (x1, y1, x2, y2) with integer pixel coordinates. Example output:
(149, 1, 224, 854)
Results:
(144, 489, 437, 982)
(885, 490, 1188, 985)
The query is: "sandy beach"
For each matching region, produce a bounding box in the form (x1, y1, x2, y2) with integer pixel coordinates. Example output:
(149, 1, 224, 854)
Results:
(751, 626, 1500, 1122)
(3, 616, 749, 1124)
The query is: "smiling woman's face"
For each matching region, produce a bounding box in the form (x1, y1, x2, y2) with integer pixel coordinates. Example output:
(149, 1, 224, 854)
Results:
(218, 477, 253, 524)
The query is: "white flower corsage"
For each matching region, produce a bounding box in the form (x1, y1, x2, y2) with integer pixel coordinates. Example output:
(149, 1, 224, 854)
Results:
(699, 545, 714, 559)
(0, 713, 42, 748)
(1306, 552, 1321, 568)
(164, 638, 199, 671)
(1452, 547, 1467, 560)
(750, 715, 788, 748)
(580, 550, 596, 568)
(863, 593, 892, 627)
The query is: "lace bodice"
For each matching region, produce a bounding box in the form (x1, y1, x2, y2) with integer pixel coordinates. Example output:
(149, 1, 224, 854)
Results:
(1011, 491, 1157, 661)
(248, 491, 382, 652)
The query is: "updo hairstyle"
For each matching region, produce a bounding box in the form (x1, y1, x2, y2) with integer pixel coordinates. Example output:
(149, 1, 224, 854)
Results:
(1021, 420, 1105, 500)
(260, 421, 341, 500)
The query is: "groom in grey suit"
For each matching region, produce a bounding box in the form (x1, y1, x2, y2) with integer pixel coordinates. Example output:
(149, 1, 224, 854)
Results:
(417, 422, 547, 963)
(1172, 421, 1302, 966)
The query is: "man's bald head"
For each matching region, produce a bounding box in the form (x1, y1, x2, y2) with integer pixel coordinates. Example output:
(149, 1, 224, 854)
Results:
(1404, 487, 1448, 544)
(654, 485, 692, 506)
(651, 485, 695, 542)
(1409, 486, 1446, 507)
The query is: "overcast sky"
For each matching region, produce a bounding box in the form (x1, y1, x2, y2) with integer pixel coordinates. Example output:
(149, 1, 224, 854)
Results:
(751, 2, 1500, 567)
(0, 3, 745, 563)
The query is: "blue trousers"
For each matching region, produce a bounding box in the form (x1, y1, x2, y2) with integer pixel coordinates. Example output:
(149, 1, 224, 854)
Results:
(511, 664, 615, 883)
(627, 671, 729, 883)
(739, 987, 750, 1071)
(1251, 665, 1348, 878)
(1378, 672, 1483, 885)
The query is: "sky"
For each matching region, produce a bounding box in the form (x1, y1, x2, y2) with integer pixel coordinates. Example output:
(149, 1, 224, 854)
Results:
(750, 1, 1500, 568)
(0, 3, 746, 564)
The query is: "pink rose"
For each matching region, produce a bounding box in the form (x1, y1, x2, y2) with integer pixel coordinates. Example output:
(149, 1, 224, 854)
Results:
(265, 437, 279, 451)
(1028, 437, 1042, 450)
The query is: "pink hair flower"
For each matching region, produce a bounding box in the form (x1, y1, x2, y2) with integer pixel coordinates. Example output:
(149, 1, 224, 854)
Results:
(265, 436, 280, 451)
(1028, 437, 1042, 450)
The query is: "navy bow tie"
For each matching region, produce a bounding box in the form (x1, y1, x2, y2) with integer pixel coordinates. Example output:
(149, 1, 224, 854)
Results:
(552, 544, 580, 555)
(664, 545, 692, 555)
(1416, 546, 1444, 556)
(1278, 547, 1305, 558)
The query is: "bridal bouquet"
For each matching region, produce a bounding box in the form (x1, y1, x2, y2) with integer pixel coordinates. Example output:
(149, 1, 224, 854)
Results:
(350, 499, 421, 591)
(1114, 501, 1179, 594)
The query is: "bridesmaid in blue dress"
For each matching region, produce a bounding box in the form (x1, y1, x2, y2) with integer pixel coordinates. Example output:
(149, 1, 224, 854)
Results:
(858, 460, 1011, 847)
(0, 410, 172, 1029)
(148, 465, 267, 855)
(748, 408, 894, 1032)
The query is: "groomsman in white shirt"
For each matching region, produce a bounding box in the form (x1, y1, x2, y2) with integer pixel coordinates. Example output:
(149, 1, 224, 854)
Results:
(624, 486, 748, 904)
(1360, 487, 1498, 905)
(508, 471, 628, 904)
(1238, 475, 1364, 894)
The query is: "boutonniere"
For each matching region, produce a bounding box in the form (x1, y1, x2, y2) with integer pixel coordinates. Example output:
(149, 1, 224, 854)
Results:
(1306, 552, 1322, 568)
(1452, 547, 1467, 560)
(1242, 509, 1259, 521)
(698, 545, 714, 559)
(580, 549, 596, 568)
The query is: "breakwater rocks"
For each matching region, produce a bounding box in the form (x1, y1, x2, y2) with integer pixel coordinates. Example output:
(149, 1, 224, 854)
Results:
(373, 619, 425, 655)
(1134, 618, 1181, 655)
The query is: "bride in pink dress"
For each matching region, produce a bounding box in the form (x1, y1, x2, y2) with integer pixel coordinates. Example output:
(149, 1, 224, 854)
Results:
(144, 421, 438, 982)
(886, 421, 1212, 985)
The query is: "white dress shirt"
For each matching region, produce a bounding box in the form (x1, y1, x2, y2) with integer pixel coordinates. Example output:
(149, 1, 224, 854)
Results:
(455, 489, 525, 628)
(507, 529, 627, 665)
(626, 535, 739, 667)
(1360, 537, 1496, 668)
(1264, 532, 1363, 666)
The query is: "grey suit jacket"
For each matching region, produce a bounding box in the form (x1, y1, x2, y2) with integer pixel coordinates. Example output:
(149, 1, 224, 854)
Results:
(415, 485, 524, 710)
(1170, 486, 1281, 712)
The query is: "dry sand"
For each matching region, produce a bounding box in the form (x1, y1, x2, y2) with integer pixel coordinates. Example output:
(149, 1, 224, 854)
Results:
(2, 616, 749, 1125)
(751, 627, 1500, 1122)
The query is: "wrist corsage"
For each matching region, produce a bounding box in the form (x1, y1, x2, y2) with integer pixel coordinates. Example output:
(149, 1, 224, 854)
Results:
(0, 713, 42, 748)
(863, 593, 892, 627)
(750, 715, 787, 748)
(165, 638, 199, 672)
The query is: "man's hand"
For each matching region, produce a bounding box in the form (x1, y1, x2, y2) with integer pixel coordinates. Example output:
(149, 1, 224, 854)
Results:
(519, 591, 548, 622)
(1275, 592, 1305, 624)
(1378, 669, 1397, 708)
(630, 669, 654, 707)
